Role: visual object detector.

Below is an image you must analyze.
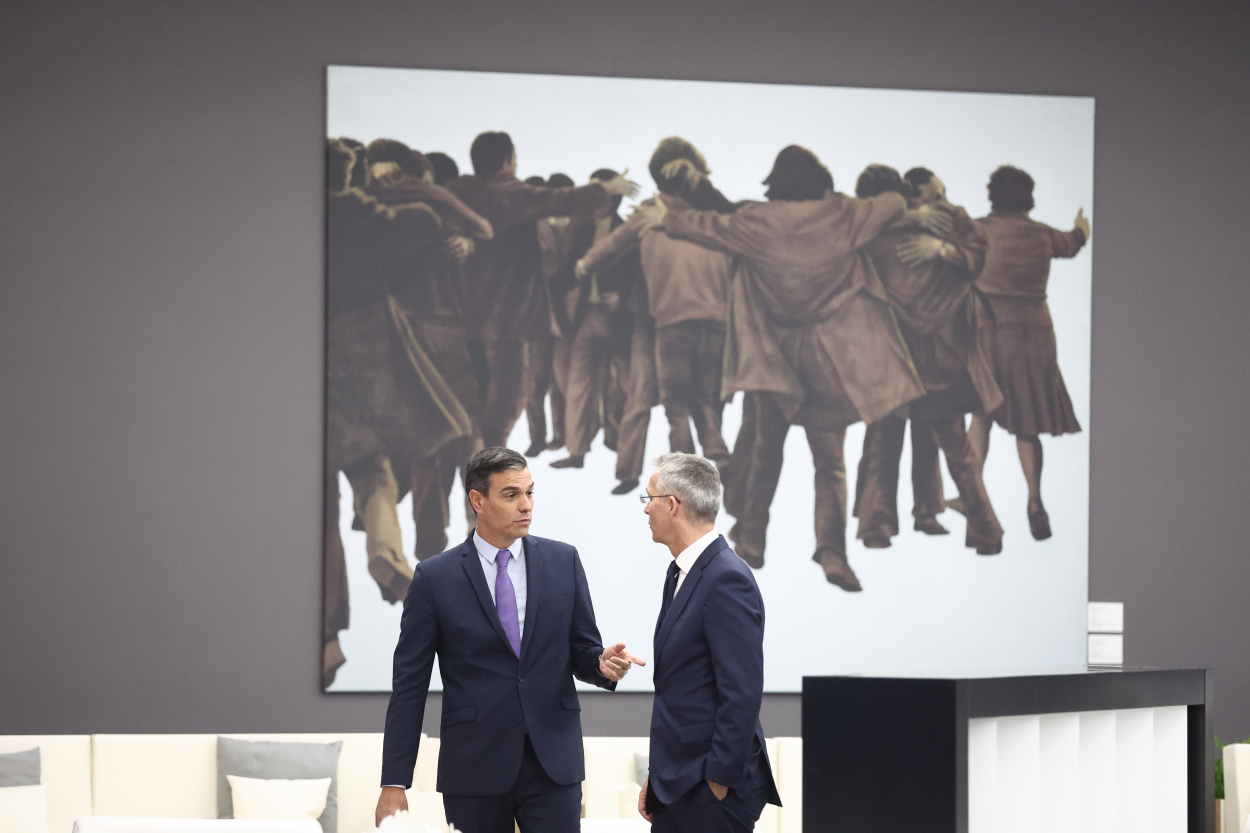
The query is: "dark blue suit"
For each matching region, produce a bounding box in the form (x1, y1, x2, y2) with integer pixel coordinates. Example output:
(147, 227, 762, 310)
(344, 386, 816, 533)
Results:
(647, 535, 781, 831)
(381, 532, 614, 831)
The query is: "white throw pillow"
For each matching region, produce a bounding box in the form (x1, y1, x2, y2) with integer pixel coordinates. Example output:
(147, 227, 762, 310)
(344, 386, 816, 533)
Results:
(0, 784, 49, 833)
(226, 774, 331, 820)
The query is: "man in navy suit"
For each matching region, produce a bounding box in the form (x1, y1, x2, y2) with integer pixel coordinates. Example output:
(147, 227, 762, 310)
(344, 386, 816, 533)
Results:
(376, 446, 645, 832)
(638, 452, 782, 832)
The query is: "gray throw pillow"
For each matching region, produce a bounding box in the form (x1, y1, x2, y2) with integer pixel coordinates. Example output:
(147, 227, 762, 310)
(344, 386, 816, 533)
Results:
(0, 747, 40, 787)
(217, 737, 342, 833)
(633, 752, 649, 788)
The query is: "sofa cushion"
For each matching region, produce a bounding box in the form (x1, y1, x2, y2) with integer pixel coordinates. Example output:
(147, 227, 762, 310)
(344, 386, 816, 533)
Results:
(0, 748, 39, 787)
(0, 783, 48, 833)
(217, 738, 341, 833)
(227, 775, 331, 820)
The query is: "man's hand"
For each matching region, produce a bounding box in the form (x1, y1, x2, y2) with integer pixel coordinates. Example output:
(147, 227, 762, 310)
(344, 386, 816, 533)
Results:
(446, 234, 475, 262)
(375, 786, 408, 827)
(600, 169, 641, 199)
(659, 158, 704, 190)
(633, 197, 667, 231)
(638, 776, 653, 821)
(599, 642, 647, 681)
(575, 258, 590, 280)
(707, 779, 728, 801)
(902, 204, 954, 237)
(1075, 207, 1091, 240)
(897, 235, 946, 267)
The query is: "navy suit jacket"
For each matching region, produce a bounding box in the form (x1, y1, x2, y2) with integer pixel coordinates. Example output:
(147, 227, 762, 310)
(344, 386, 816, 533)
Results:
(381, 532, 615, 794)
(648, 535, 782, 813)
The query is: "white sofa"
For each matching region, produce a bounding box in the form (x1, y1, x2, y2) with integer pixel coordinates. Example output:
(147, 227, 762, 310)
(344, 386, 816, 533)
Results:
(1, 733, 803, 833)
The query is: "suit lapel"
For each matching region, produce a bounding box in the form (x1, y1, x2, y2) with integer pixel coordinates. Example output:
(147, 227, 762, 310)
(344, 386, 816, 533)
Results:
(654, 536, 728, 668)
(518, 536, 541, 663)
(460, 531, 514, 656)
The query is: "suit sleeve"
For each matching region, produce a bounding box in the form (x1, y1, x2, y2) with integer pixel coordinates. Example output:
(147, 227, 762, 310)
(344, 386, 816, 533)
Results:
(1048, 223, 1087, 259)
(380, 562, 438, 788)
(661, 202, 773, 259)
(579, 212, 644, 274)
(704, 568, 766, 789)
(569, 548, 617, 691)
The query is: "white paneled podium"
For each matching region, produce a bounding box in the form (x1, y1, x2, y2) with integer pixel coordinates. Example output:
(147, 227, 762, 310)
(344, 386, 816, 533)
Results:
(802, 669, 1212, 833)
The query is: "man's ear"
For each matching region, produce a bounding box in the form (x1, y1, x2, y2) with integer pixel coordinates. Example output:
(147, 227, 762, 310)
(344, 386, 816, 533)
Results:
(468, 489, 484, 513)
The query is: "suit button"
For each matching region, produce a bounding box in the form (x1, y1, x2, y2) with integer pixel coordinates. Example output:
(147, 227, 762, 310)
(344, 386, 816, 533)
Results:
(518, 677, 526, 686)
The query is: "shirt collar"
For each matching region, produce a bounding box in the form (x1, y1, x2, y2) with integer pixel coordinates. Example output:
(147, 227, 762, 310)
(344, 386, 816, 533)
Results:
(673, 529, 719, 576)
(473, 530, 524, 565)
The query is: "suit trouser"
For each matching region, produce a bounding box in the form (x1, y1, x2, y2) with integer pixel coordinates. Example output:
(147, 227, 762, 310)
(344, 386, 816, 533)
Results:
(648, 781, 753, 833)
(471, 338, 527, 448)
(442, 736, 580, 833)
(323, 468, 348, 641)
(853, 414, 945, 539)
(655, 319, 729, 460)
(730, 392, 849, 561)
(565, 305, 621, 456)
(614, 318, 657, 482)
(523, 335, 556, 446)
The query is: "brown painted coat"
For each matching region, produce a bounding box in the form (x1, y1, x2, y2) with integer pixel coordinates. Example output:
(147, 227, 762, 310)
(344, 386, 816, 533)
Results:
(662, 193, 925, 424)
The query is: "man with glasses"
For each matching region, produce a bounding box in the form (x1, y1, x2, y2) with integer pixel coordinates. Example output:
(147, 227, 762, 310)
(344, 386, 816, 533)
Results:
(638, 453, 781, 832)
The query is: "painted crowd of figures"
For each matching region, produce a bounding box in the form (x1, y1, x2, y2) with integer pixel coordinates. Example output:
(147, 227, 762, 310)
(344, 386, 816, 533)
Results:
(322, 132, 1089, 686)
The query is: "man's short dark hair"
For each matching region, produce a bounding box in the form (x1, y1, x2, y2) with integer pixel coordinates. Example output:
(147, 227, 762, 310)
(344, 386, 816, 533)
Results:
(425, 151, 459, 185)
(326, 140, 354, 193)
(334, 137, 368, 188)
(524, 175, 546, 186)
(904, 167, 935, 190)
(855, 164, 908, 199)
(763, 145, 834, 201)
(470, 131, 515, 177)
(465, 446, 528, 498)
(590, 167, 622, 212)
(547, 173, 574, 188)
(366, 138, 431, 178)
(988, 165, 1036, 213)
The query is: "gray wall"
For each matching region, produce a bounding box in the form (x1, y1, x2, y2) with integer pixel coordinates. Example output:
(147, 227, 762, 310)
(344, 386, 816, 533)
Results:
(1, 0, 1247, 744)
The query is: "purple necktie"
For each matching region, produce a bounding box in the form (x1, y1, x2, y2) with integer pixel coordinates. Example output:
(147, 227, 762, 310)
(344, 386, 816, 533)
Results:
(495, 549, 522, 657)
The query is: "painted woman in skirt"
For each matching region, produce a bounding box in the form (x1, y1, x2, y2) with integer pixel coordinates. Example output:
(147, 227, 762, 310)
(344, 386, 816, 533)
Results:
(959, 165, 1090, 540)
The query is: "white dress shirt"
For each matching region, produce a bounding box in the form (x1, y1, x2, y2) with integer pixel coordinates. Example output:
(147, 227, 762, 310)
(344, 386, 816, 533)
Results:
(671, 528, 719, 595)
(473, 530, 527, 639)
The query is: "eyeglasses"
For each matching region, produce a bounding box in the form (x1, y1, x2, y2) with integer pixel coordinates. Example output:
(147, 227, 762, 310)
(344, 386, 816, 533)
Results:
(639, 494, 680, 505)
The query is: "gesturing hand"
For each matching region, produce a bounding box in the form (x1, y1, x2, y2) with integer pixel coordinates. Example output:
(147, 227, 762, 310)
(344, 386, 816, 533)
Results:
(600, 169, 641, 199)
(1074, 207, 1091, 240)
(903, 204, 954, 237)
(446, 234, 475, 261)
(633, 197, 667, 231)
(599, 642, 647, 681)
(897, 235, 945, 267)
(659, 158, 704, 189)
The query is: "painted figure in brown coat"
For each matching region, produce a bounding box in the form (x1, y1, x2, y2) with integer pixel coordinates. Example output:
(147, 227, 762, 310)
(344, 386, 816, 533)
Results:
(957, 166, 1089, 540)
(851, 164, 1004, 556)
(577, 138, 738, 493)
(637, 146, 941, 592)
(324, 140, 482, 685)
(363, 139, 494, 563)
(447, 131, 638, 449)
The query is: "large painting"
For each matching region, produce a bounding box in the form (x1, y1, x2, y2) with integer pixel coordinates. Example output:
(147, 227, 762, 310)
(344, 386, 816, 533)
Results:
(323, 65, 1093, 692)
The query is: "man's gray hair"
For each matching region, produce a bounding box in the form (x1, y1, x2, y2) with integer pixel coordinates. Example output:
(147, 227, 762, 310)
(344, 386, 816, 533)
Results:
(654, 452, 721, 523)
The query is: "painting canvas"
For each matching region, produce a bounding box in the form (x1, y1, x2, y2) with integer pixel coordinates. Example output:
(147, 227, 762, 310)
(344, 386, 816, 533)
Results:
(323, 65, 1093, 692)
